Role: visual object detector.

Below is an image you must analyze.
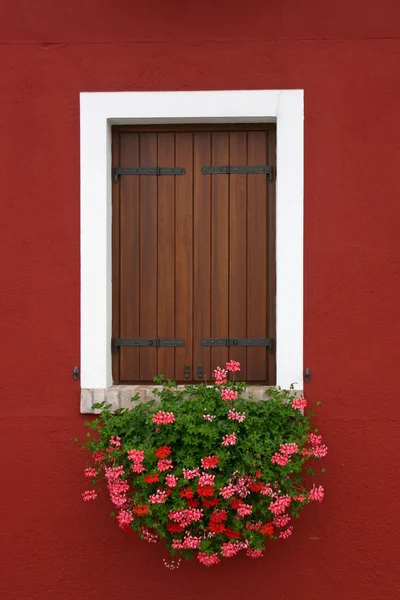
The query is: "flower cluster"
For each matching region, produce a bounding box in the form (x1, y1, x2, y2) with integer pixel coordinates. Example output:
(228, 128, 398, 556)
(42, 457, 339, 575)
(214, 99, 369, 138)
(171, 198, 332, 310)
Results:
(81, 362, 327, 567)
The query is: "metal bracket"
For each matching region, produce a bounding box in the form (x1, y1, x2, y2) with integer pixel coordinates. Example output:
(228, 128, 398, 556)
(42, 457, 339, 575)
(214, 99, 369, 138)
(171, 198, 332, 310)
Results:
(201, 165, 273, 180)
(184, 365, 190, 379)
(112, 338, 185, 352)
(197, 365, 203, 380)
(73, 366, 79, 380)
(114, 167, 186, 182)
(304, 368, 311, 383)
(201, 338, 273, 351)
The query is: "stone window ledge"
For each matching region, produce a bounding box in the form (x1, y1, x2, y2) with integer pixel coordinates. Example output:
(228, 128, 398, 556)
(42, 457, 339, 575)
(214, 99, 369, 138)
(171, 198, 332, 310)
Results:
(80, 385, 303, 414)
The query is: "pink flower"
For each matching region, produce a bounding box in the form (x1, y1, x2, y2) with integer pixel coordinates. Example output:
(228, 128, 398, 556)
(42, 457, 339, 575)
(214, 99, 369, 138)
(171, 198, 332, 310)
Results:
(292, 396, 307, 410)
(273, 514, 291, 527)
(197, 552, 220, 566)
(92, 451, 104, 463)
(269, 495, 291, 515)
(279, 526, 293, 539)
(308, 433, 322, 446)
(110, 436, 122, 448)
(142, 527, 159, 543)
(127, 449, 144, 463)
(165, 474, 178, 488)
(183, 467, 200, 480)
(228, 409, 245, 422)
(246, 548, 263, 558)
(105, 465, 125, 480)
(149, 489, 170, 504)
(260, 483, 273, 496)
(168, 508, 204, 527)
(293, 494, 306, 502)
(221, 389, 239, 401)
(212, 367, 228, 385)
(226, 360, 241, 372)
(131, 463, 146, 474)
(221, 542, 240, 558)
(157, 459, 173, 472)
(222, 433, 237, 446)
(246, 521, 262, 531)
(82, 490, 97, 502)
(280, 443, 298, 456)
(203, 413, 215, 422)
(271, 453, 289, 466)
(198, 473, 215, 486)
(152, 411, 175, 425)
(309, 485, 325, 502)
(236, 503, 253, 518)
(175, 534, 202, 549)
(117, 509, 133, 529)
(84, 467, 98, 478)
(220, 484, 236, 499)
(107, 479, 129, 507)
(313, 445, 328, 458)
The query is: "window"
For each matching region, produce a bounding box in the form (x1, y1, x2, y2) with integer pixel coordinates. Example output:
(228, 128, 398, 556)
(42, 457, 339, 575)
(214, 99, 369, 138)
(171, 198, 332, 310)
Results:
(80, 90, 303, 412)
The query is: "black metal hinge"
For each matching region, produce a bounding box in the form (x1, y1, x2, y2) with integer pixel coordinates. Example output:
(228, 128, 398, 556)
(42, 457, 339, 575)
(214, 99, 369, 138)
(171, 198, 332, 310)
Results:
(114, 167, 186, 182)
(201, 338, 273, 351)
(201, 165, 273, 180)
(113, 338, 185, 352)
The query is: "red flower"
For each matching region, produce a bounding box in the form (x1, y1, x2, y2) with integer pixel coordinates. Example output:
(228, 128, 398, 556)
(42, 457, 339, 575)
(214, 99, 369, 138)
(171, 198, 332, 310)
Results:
(249, 482, 264, 493)
(209, 522, 226, 534)
(201, 455, 219, 469)
(260, 522, 274, 536)
(133, 504, 150, 515)
(120, 524, 133, 534)
(210, 510, 227, 523)
(202, 498, 220, 508)
(197, 486, 215, 497)
(224, 527, 241, 540)
(143, 473, 159, 484)
(186, 498, 200, 508)
(166, 522, 185, 533)
(255, 471, 262, 478)
(180, 488, 194, 499)
(155, 445, 172, 459)
(229, 498, 243, 509)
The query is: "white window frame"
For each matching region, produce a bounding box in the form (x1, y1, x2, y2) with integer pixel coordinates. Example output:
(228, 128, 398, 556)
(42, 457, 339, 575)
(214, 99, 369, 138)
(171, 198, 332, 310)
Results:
(80, 90, 304, 407)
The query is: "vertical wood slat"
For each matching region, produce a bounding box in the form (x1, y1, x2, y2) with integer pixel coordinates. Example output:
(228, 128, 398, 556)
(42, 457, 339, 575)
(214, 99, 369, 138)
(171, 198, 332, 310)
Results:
(247, 131, 268, 381)
(175, 133, 193, 382)
(119, 133, 140, 382)
(193, 133, 211, 381)
(267, 127, 277, 385)
(157, 133, 176, 380)
(210, 132, 229, 375)
(111, 132, 121, 384)
(229, 132, 248, 378)
(139, 133, 158, 380)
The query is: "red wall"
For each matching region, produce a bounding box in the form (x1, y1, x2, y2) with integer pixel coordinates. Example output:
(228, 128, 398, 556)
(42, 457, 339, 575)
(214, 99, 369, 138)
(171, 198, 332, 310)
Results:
(1, 2, 399, 598)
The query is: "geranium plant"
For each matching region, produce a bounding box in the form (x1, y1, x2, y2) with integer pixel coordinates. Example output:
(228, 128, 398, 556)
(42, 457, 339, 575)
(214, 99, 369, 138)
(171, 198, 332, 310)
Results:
(81, 362, 327, 568)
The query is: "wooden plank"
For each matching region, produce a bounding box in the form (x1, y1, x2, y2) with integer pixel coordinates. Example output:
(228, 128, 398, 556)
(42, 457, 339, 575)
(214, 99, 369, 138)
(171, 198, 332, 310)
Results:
(247, 131, 268, 381)
(267, 127, 277, 385)
(193, 133, 211, 381)
(119, 133, 140, 382)
(157, 133, 176, 381)
(111, 130, 121, 383)
(229, 132, 247, 378)
(175, 133, 193, 382)
(139, 133, 158, 381)
(210, 132, 229, 375)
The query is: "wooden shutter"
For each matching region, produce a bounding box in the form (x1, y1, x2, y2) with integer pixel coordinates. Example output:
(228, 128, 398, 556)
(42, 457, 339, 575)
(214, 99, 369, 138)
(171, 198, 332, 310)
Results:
(112, 125, 276, 385)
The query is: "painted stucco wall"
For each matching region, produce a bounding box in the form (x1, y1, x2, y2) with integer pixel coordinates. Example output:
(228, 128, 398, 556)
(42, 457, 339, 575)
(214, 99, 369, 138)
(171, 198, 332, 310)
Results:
(1, 2, 399, 598)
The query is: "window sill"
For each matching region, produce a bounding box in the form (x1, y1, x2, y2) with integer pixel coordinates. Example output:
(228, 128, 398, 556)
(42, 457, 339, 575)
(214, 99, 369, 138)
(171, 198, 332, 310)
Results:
(80, 385, 303, 414)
